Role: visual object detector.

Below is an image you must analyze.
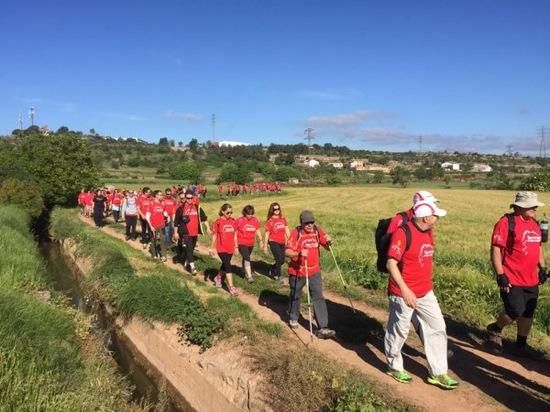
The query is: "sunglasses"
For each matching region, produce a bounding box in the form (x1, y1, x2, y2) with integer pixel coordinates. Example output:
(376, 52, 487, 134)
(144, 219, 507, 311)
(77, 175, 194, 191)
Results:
(225, 211, 233, 215)
(303, 222, 314, 225)
(185, 197, 193, 200)
(273, 207, 280, 211)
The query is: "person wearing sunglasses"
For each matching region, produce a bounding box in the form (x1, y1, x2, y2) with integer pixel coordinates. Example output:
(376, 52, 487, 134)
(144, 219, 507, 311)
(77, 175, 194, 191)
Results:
(264, 202, 290, 283)
(210, 203, 238, 296)
(236, 205, 264, 282)
(174, 190, 210, 274)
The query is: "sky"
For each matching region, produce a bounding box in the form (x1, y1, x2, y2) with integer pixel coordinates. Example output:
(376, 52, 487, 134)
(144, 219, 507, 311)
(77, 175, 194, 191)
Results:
(1, 0, 549, 154)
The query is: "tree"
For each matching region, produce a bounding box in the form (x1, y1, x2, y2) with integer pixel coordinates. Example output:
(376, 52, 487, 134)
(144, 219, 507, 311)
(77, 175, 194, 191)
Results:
(217, 163, 252, 184)
(521, 172, 550, 192)
(0, 178, 45, 218)
(188, 138, 199, 153)
(169, 139, 175, 147)
(158, 137, 169, 146)
(178, 141, 183, 147)
(390, 166, 411, 188)
(372, 171, 384, 183)
(57, 126, 69, 134)
(89, 128, 96, 135)
(0, 133, 101, 207)
(169, 161, 201, 183)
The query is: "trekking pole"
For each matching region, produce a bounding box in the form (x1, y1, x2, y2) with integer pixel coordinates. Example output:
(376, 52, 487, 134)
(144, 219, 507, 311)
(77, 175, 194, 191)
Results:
(328, 244, 356, 313)
(303, 254, 314, 343)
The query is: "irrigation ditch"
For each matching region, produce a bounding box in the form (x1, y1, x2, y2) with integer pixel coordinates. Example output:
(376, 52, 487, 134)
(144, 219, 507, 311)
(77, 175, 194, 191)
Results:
(48, 237, 268, 412)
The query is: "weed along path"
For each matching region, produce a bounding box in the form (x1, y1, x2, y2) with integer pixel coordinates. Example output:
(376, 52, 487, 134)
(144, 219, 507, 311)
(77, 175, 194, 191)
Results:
(86, 217, 550, 412)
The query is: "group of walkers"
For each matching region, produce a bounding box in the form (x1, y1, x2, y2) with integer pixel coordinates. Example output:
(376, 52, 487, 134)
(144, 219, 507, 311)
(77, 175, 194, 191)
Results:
(78, 185, 548, 391)
(217, 182, 282, 197)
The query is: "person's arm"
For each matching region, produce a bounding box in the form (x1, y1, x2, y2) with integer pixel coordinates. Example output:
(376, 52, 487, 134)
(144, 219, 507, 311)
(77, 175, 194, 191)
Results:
(256, 229, 264, 249)
(539, 245, 546, 269)
(387, 258, 417, 308)
(263, 229, 270, 253)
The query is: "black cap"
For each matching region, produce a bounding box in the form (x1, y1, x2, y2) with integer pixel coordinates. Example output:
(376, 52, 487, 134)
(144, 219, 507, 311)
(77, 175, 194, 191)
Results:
(299, 210, 315, 224)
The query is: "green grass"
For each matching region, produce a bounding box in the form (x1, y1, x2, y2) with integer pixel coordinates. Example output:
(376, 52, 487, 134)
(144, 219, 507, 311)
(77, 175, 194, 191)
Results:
(0, 206, 139, 411)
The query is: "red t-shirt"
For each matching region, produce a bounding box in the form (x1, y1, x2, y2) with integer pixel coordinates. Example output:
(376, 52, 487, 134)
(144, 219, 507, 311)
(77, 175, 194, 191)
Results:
(387, 222, 434, 298)
(77, 192, 85, 205)
(287, 225, 328, 277)
(182, 202, 200, 236)
(111, 194, 123, 206)
(492, 214, 541, 287)
(387, 209, 414, 235)
(85, 192, 94, 206)
(137, 195, 152, 217)
(213, 217, 236, 254)
(148, 200, 166, 229)
(162, 197, 178, 218)
(236, 216, 261, 246)
(265, 217, 288, 244)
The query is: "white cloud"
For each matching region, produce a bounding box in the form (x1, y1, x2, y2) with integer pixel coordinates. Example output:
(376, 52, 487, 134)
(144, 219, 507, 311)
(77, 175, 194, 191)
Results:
(164, 111, 203, 122)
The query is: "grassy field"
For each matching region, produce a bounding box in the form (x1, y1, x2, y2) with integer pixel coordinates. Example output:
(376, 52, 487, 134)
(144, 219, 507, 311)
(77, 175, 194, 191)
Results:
(196, 187, 550, 349)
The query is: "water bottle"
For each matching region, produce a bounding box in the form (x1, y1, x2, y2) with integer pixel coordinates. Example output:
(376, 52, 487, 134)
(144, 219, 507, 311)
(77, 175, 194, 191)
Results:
(541, 216, 549, 243)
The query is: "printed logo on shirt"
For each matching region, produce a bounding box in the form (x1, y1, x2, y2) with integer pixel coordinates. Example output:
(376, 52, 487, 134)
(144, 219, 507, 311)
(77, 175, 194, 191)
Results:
(391, 240, 402, 256)
(301, 238, 318, 249)
(521, 230, 541, 255)
(418, 243, 434, 266)
(273, 222, 285, 231)
(222, 224, 235, 233)
(242, 223, 257, 232)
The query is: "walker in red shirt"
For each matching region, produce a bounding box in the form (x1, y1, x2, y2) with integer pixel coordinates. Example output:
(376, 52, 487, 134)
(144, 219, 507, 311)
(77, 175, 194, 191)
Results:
(210, 204, 238, 296)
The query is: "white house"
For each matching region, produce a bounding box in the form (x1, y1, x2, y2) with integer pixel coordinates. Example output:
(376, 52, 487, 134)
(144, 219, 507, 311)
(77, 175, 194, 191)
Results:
(329, 162, 344, 169)
(441, 161, 460, 171)
(304, 159, 320, 168)
(218, 140, 251, 147)
(472, 163, 493, 173)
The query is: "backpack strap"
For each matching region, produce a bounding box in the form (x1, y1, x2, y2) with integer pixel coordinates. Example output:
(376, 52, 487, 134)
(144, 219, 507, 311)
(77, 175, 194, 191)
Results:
(402, 223, 413, 251)
(399, 211, 409, 225)
(505, 213, 515, 254)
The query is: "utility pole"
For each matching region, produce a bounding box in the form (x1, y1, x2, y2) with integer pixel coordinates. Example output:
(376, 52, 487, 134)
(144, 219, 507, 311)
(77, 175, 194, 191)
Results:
(304, 127, 314, 152)
(418, 135, 423, 153)
(212, 113, 216, 144)
(505, 144, 513, 156)
(29, 106, 35, 126)
(19, 114, 23, 130)
(538, 126, 547, 158)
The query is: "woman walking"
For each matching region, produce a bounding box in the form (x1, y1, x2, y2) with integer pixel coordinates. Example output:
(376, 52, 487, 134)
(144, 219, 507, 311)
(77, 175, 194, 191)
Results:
(122, 190, 139, 240)
(263, 202, 290, 283)
(210, 203, 238, 296)
(236, 205, 264, 282)
(92, 189, 107, 228)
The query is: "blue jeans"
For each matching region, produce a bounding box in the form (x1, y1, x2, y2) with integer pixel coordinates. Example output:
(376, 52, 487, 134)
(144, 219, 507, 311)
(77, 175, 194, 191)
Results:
(164, 221, 174, 245)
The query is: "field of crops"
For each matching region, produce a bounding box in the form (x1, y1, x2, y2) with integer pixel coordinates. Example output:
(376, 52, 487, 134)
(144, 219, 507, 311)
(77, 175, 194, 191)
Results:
(198, 186, 550, 345)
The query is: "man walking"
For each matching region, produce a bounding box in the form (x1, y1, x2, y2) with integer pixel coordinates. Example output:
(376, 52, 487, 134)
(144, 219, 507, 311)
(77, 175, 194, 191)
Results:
(286, 210, 335, 339)
(486, 191, 546, 358)
(384, 198, 458, 389)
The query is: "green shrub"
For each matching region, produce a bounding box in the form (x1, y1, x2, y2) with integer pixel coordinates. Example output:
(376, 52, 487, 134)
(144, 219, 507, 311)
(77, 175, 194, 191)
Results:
(0, 178, 44, 218)
(521, 171, 550, 192)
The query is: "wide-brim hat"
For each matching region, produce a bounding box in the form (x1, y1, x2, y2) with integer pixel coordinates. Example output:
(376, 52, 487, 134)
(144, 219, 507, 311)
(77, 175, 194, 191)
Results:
(510, 191, 545, 209)
(413, 200, 447, 218)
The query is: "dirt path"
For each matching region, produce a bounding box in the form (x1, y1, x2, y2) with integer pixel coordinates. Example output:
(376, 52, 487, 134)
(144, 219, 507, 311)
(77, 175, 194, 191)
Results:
(84, 217, 550, 411)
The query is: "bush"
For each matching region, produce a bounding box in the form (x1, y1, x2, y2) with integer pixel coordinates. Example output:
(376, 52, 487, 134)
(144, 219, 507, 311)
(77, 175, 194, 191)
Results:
(0, 179, 44, 218)
(169, 161, 201, 183)
(521, 172, 550, 192)
(217, 163, 252, 184)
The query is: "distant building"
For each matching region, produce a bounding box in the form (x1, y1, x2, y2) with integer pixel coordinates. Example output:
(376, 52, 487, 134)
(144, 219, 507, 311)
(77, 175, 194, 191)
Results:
(364, 164, 391, 173)
(348, 160, 365, 169)
(304, 159, 320, 168)
(39, 126, 49, 136)
(329, 162, 344, 169)
(472, 163, 492, 173)
(441, 161, 460, 171)
(218, 140, 251, 147)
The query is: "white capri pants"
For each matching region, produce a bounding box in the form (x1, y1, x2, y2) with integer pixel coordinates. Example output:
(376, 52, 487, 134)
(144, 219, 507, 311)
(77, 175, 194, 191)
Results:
(384, 290, 448, 376)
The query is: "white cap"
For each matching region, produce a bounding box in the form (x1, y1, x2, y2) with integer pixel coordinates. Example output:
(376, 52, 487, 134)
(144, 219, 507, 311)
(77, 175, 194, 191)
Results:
(412, 190, 439, 205)
(413, 200, 447, 218)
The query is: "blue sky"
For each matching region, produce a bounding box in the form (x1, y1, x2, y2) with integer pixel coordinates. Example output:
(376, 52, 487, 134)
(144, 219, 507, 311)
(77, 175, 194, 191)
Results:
(1, 0, 549, 154)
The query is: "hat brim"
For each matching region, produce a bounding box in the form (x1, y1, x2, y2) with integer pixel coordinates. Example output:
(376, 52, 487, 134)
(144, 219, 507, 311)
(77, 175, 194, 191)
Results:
(510, 200, 545, 209)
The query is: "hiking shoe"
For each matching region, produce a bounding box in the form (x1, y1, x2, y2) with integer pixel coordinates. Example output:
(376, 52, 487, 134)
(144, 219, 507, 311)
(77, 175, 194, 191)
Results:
(214, 274, 222, 288)
(191, 268, 198, 276)
(316, 328, 336, 339)
(229, 286, 238, 296)
(246, 275, 254, 283)
(427, 373, 459, 390)
(386, 369, 412, 384)
(484, 324, 503, 354)
(512, 345, 545, 360)
(289, 320, 299, 329)
(160, 256, 167, 263)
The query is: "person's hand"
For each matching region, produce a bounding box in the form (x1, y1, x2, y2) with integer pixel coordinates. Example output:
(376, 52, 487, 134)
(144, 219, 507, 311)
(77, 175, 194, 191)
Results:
(263, 245, 268, 254)
(173, 233, 179, 241)
(209, 247, 215, 257)
(300, 248, 308, 260)
(539, 267, 548, 285)
(207, 227, 212, 236)
(497, 273, 511, 293)
(401, 286, 417, 308)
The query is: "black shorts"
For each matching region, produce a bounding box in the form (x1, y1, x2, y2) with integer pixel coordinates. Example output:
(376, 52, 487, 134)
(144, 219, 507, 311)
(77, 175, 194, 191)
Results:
(500, 285, 539, 320)
(218, 252, 233, 273)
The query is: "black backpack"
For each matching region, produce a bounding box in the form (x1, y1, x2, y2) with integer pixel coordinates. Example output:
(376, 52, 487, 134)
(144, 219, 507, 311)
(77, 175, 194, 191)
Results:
(375, 212, 412, 273)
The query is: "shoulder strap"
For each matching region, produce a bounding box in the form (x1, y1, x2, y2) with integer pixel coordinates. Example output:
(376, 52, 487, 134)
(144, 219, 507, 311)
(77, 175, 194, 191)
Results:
(399, 211, 409, 225)
(402, 223, 413, 251)
(506, 213, 515, 253)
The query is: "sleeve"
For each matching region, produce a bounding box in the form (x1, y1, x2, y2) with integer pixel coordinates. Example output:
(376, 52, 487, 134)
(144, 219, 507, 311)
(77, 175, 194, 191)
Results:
(492, 217, 508, 248)
(387, 228, 407, 262)
(174, 206, 182, 226)
(255, 218, 261, 230)
(212, 219, 220, 235)
(199, 206, 208, 222)
(386, 213, 404, 235)
(286, 229, 299, 252)
(265, 219, 272, 232)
